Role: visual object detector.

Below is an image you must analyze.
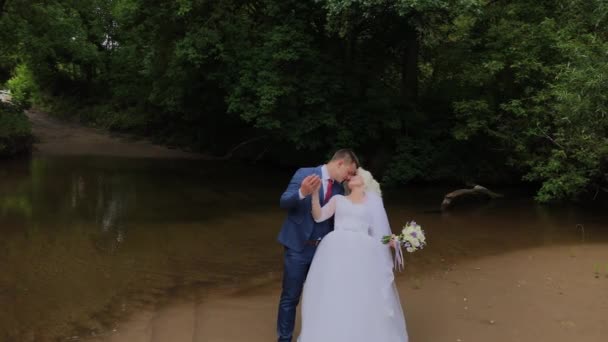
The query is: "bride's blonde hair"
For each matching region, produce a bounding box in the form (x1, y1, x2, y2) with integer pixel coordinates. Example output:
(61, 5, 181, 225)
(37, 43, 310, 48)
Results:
(346, 167, 382, 196)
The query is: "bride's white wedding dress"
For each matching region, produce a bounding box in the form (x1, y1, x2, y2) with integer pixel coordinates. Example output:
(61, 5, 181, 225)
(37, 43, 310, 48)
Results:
(298, 193, 408, 342)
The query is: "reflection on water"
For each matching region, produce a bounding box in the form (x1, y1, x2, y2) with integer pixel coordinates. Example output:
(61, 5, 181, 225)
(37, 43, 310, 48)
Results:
(1, 157, 607, 341)
(0, 157, 287, 341)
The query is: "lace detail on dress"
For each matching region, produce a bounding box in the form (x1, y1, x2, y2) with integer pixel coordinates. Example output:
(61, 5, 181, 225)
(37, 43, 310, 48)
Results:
(332, 195, 371, 234)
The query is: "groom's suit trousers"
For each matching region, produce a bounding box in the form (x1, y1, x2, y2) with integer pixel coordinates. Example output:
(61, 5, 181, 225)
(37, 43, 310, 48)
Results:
(277, 245, 316, 342)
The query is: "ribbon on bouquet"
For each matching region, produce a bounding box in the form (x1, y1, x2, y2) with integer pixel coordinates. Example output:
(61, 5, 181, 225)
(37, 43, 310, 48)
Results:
(392, 237, 405, 271)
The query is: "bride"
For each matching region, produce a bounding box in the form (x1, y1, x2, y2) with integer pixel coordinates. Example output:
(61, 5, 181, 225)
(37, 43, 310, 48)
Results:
(297, 168, 409, 342)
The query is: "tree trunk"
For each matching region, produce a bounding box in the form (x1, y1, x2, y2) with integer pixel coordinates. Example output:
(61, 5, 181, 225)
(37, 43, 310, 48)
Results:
(0, 0, 7, 17)
(401, 24, 418, 104)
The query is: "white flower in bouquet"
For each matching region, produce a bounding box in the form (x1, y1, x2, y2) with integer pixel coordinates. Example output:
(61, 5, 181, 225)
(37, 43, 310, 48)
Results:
(401, 226, 414, 236)
(409, 238, 421, 248)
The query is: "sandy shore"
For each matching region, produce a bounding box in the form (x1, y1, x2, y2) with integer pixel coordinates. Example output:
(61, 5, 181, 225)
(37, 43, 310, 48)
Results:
(26, 109, 203, 159)
(86, 244, 607, 342)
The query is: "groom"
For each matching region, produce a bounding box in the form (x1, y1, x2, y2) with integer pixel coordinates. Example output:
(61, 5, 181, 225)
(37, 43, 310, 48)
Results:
(276, 149, 360, 342)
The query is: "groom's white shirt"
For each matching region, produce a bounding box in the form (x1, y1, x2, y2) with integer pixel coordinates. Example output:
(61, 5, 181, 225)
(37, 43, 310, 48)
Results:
(298, 165, 331, 200)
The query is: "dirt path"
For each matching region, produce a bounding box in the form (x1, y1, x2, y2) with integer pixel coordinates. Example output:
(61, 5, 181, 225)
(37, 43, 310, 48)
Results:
(86, 244, 607, 342)
(26, 109, 203, 159)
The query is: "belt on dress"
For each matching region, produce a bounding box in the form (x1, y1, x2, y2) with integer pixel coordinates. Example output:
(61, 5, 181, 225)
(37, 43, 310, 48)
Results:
(304, 239, 322, 246)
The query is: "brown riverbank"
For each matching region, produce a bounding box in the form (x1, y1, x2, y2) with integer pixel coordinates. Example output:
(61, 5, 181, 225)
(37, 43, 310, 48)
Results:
(26, 109, 202, 159)
(87, 244, 608, 342)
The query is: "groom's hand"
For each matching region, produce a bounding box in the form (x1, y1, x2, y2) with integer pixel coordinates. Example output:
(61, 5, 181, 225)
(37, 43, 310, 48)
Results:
(300, 175, 321, 197)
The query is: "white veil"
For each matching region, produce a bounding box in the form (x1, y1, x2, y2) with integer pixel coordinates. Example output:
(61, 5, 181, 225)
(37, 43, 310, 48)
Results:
(355, 167, 389, 237)
(358, 167, 395, 260)
(360, 169, 403, 318)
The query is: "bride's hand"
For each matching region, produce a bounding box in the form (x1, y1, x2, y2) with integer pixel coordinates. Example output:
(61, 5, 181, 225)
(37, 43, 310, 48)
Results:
(388, 235, 398, 249)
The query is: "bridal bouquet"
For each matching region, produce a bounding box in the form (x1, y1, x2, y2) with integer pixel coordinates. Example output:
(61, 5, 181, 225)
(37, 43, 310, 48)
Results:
(382, 221, 426, 252)
(382, 221, 426, 270)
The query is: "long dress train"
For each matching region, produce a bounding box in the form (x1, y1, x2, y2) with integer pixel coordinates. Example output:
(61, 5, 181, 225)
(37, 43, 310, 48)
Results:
(298, 193, 408, 342)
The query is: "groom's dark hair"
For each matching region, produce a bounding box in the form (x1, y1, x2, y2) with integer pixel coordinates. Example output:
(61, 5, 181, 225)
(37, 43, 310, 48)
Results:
(330, 149, 360, 168)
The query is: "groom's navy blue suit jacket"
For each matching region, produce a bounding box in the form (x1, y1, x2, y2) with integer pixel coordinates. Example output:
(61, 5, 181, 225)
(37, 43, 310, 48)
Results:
(278, 166, 344, 252)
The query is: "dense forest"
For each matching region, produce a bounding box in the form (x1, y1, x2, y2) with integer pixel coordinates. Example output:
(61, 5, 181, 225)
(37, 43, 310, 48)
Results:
(1, 0, 607, 202)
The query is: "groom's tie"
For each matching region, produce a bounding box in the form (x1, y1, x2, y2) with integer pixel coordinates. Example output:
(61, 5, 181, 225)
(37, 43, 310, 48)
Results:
(324, 179, 334, 204)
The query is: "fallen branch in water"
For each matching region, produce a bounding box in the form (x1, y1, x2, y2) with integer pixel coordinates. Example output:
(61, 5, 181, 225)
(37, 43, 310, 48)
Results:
(222, 136, 267, 159)
(441, 185, 503, 211)
(200, 136, 267, 161)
